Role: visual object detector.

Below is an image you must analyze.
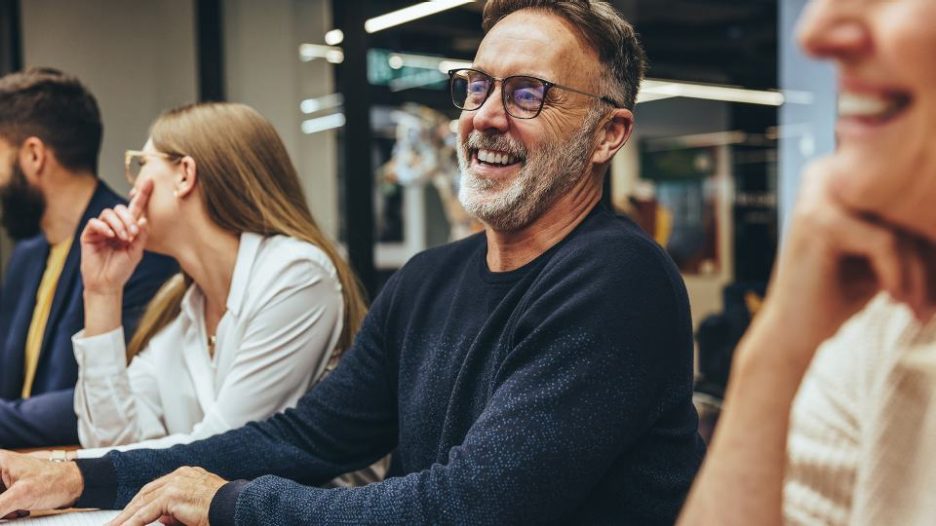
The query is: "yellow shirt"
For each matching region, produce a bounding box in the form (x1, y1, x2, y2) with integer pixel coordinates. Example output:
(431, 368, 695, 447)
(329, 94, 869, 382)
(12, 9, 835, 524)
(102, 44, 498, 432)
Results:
(21, 238, 74, 398)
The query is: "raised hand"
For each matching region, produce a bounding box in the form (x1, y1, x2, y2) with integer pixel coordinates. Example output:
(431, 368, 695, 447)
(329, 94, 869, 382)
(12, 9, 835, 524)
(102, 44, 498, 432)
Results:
(754, 157, 936, 370)
(80, 178, 154, 296)
(0, 450, 84, 520)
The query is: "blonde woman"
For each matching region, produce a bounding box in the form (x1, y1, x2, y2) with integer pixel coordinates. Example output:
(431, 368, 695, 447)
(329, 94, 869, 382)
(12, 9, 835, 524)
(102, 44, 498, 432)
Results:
(68, 102, 367, 459)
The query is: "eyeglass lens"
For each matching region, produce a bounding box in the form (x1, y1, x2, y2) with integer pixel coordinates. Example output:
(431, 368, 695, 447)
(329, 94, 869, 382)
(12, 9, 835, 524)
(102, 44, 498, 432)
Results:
(450, 70, 547, 118)
(126, 155, 144, 183)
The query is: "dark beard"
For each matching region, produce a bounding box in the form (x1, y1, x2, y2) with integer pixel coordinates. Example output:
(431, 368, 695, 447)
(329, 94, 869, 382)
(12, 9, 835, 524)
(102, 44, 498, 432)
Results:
(0, 161, 46, 240)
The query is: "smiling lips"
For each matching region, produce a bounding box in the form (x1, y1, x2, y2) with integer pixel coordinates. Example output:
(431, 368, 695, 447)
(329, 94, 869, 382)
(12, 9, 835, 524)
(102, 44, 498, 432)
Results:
(474, 148, 522, 167)
(838, 90, 912, 123)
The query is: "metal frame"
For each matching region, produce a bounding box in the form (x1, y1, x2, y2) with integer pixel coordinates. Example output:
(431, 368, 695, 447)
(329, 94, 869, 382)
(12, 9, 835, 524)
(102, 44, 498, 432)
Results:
(0, 0, 22, 277)
(196, 0, 225, 102)
(333, 0, 377, 296)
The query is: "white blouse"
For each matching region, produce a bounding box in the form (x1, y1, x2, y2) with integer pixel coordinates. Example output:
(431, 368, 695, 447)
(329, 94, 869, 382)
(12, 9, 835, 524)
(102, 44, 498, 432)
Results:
(72, 232, 344, 458)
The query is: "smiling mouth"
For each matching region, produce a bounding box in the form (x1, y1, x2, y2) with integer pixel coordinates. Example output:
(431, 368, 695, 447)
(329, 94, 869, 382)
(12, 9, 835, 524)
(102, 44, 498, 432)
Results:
(471, 148, 524, 168)
(838, 90, 913, 124)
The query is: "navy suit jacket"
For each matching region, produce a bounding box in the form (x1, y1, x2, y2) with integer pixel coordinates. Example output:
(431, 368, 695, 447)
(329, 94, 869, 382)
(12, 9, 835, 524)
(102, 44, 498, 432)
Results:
(0, 181, 177, 448)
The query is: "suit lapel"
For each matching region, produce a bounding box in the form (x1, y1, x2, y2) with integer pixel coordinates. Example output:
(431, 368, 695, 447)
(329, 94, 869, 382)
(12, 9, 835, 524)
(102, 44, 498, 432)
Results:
(39, 181, 113, 362)
(0, 241, 48, 398)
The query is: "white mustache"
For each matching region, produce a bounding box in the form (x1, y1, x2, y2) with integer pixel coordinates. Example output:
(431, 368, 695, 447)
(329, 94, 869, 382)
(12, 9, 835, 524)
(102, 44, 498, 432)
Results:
(463, 131, 527, 160)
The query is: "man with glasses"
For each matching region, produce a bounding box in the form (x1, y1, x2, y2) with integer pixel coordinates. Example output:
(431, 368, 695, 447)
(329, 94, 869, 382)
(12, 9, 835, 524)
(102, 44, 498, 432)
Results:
(0, 68, 176, 449)
(0, 2, 703, 524)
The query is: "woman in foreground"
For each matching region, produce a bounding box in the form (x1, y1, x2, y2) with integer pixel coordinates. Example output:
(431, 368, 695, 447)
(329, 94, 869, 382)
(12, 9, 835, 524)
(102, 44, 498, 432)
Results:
(680, 0, 936, 524)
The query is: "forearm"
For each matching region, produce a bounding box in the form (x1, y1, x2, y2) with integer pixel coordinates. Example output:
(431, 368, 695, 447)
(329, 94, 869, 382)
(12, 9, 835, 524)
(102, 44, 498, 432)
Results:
(212, 463, 538, 526)
(73, 328, 162, 449)
(679, 314, 816, 526)
(77, 400, 390, 511)
(0, 390, 79, 449)
(83, 291, 123, 337)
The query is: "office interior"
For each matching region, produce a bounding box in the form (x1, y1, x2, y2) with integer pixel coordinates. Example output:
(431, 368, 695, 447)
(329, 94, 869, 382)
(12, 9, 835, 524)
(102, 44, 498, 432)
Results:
(0, 0, 834, 420)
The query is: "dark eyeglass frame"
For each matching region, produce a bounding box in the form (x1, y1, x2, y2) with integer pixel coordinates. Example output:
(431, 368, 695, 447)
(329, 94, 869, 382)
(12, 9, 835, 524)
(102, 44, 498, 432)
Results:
(448, 68, 624, 120)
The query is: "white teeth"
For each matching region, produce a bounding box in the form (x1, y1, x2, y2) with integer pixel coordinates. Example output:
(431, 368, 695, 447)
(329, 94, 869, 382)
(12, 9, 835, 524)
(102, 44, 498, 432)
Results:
(476, 149, 516, 166)
(838, 91, 900, 118)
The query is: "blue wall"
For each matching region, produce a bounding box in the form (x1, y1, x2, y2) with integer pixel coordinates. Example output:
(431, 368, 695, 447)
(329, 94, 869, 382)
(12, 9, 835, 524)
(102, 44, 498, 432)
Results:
(778, 0, 836, 234)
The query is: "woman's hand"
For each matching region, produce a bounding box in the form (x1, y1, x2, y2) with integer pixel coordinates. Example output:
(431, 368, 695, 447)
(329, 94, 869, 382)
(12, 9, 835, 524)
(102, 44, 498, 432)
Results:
(750, 157, 936, 370)
(80, 179, 153, 296)
(0, 450, 84, 519)
(679, 157, 936, 526)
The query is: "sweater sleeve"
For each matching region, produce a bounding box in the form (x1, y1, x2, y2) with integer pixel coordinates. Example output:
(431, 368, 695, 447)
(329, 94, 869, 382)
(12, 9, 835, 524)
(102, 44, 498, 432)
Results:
(84, 241, 696, 525)
(76, 270, 403, 510)
(212, 244, 694, 525)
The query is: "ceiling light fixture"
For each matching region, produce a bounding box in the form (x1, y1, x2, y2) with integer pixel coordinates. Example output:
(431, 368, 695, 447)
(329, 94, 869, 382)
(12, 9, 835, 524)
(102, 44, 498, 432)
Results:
(299, 44, 344, 64)
(300, 93, 345, 114)
(301, 113, 346, 135)
(641, 80, 785, 106)
(324, 29, 344, 46)
(298, 46, 804, 108)
(365, 0, 474, 34)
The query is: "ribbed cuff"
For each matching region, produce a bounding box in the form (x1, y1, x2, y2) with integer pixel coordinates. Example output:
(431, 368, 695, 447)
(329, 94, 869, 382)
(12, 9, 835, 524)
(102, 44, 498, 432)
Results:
(74, 457, 118, 509)
(209, 480, 249, 526)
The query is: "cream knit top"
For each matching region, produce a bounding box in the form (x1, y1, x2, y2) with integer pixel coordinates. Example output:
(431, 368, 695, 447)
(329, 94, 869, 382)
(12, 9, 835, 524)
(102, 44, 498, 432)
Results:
(785, 295, 936, 526)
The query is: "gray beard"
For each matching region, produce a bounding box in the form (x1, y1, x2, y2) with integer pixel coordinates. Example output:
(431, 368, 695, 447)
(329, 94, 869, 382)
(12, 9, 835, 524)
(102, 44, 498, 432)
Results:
(456, 111, 603, 232)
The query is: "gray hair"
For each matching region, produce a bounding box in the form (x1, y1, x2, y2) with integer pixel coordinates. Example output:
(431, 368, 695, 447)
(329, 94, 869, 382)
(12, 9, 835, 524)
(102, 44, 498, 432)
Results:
(482, 0, 648, 110)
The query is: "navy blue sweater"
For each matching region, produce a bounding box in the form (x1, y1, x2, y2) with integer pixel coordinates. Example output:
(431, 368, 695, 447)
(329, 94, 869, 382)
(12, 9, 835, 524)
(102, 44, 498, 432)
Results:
(77, 204, 704, 525)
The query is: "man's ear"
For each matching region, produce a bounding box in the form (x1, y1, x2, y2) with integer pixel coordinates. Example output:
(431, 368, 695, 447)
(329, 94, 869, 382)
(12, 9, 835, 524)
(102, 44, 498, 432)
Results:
(175, 156, 198, 199)
(18, 137, 49, 182)
(591, 108, 635, 165)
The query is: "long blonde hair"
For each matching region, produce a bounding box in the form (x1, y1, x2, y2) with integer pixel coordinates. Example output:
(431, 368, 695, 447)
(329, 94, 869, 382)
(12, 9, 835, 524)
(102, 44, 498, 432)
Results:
(127, 102, 367, 360)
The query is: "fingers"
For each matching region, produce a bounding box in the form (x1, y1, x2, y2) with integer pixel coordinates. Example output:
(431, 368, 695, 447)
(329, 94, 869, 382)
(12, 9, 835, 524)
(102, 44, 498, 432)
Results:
(0, 483, 31, 520)
(112, 498, 167, 526)
(90, 203, 145, 247)
(100, 209, 132, 242)
(82, 218, 117, 242)
(114, 205, 140, 237)
(833, 214, 904, 298)
(128, 178, 153, 220)
(109, 477, 169, 525)
(829, 209, 936, 314)
(901, 236, 927, 318)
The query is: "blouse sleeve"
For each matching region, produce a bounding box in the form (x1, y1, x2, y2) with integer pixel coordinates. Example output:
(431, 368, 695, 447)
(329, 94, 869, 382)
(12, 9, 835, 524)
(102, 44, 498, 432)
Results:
(77, 258, 343, 458)
(73, 327, 168, 449)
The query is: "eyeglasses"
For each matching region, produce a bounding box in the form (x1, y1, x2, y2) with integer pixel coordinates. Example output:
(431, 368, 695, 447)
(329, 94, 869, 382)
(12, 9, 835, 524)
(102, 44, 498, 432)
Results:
(124, 150, 183, 185)
(448, 68, 623, 120)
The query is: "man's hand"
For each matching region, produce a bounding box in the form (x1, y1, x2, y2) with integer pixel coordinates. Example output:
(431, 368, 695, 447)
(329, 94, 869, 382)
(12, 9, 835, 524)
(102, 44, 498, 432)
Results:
(0, 450, 84, 519)
(107, 467, 227, 526)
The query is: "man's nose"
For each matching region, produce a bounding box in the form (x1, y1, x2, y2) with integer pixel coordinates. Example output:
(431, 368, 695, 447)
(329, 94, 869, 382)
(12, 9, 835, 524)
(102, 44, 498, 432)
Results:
(471, 84, 510, 134)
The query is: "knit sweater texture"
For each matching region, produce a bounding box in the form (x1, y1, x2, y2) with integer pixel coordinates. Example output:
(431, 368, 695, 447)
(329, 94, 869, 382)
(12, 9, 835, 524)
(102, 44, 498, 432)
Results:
(786, 294, 936, 526)
(76, 204, 705, 525)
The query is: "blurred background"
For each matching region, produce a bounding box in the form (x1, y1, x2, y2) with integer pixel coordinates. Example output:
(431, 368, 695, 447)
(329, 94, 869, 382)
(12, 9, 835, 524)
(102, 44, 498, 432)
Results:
(0, 0, 836, 373)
